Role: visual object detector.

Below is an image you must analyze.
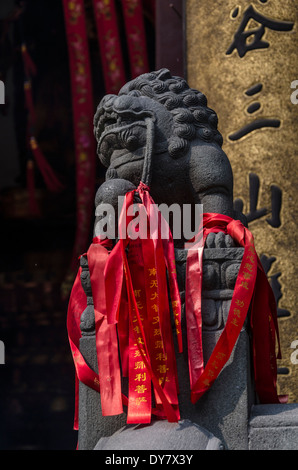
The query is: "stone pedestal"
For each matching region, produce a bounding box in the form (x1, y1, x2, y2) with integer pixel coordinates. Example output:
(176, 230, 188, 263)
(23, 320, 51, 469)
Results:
(174, 245, 254, 450)
(78, 335, 126, 450)
(248, 404, 298, 450)
(78, 241, 257, 450)
(77, 255, 126, 450)
(94, 419, 224, 450)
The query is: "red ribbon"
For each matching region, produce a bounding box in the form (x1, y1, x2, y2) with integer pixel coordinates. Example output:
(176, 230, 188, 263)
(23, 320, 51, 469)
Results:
(104, 182, 181, 423)
(67, 209, 285, 430)
(87, 239, 124, 416)
(63, 0, 96, 272)
(67, 237, 128, 430)
(24, 80, 36, 127)
(186, 213, 286, 405)
(125, 238, 153, 423)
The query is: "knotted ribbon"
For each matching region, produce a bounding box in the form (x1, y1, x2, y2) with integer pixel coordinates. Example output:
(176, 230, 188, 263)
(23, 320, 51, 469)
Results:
(67, 182, 182, 426)
(104, 182, 182, 423)
(186, 213, 286, 405)
(67, 236, 129, 430)
(67, 209, 285, 430)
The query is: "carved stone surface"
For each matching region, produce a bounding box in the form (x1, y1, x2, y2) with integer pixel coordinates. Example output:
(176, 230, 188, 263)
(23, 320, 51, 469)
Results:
(79, 256, 95, 335)
(94, 419, 224, 450)
(79, 69, 250, 450)
(76, 69, 298, 450)
(249, 404, 298, 450)
(93, 68, 246, 245)
(174, 239, 253, 450)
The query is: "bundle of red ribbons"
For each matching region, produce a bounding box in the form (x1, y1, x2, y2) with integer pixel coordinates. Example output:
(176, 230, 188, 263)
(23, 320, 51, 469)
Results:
(67, 182, 285, 430)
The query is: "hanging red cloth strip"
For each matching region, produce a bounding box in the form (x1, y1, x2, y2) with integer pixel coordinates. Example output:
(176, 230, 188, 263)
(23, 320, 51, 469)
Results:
(67, 236, 129, 430)
(87, 238, 124, 416)
(67, 208, 286, 429)
(104, 182, 181, 423)
(92, 0, 127, 94)
(186, 213, 287, 405)
(126, 238, 153, 423)
(121, 0, 150, 78)
(63, 0, 96, 272)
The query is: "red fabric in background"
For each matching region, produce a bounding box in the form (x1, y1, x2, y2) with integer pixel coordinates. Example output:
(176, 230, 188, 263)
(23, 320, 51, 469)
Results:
(121, 0, 150, 78)
(92, 0, 126, 94)
(63, 0, 96, 274)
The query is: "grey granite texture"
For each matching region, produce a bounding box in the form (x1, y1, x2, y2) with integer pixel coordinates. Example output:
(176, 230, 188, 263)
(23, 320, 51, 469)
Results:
(94, 419, 224, 450)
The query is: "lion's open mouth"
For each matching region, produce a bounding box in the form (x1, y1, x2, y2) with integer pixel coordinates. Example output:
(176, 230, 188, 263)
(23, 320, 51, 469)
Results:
(110, 149, 145, 170)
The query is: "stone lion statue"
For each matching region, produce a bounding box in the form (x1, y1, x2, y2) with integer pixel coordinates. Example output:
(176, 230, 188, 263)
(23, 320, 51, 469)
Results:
(93, 68, 245, 245)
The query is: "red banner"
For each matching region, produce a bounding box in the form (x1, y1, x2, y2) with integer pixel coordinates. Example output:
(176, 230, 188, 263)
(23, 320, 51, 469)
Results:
(63, 0, 96, 275)
(92, 0, 127, 94)
(121, 0, 149, 78)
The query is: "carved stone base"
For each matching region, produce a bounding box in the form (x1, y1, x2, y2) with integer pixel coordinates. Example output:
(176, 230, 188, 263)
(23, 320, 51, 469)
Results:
(175, 329, 254, 450)
(94, 419, 224, 450)
(78, 335, 127, 450)
(174, 244, 255, 449)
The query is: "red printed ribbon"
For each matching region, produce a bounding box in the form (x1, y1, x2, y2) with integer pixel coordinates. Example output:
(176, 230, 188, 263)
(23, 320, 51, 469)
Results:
(67, 209, 285, 429)
(104, 182, 181, 423)
(92, 0, 126, 94)
(121, 0, 149, 78)
(67, 237, 127, 430)
(126, 239, 152, 423)
(186, 213, 285, 405)
(63, 0, 96, 270)
(87, 239, 124, 416)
